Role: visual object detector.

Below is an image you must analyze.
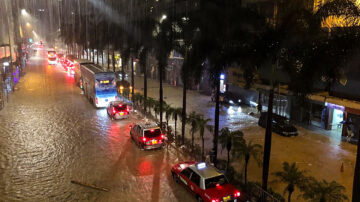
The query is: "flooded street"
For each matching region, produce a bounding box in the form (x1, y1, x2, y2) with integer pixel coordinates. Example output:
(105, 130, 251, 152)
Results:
(0, 53, 194, 202)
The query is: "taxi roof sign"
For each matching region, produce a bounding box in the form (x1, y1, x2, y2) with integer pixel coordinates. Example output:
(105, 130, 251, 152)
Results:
(196, 162, 206, 169)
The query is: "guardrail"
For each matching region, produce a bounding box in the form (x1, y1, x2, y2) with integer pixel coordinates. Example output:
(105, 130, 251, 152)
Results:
(251, 184, 281, 202)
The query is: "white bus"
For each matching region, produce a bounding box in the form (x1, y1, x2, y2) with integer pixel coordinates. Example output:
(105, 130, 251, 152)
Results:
(80, 64, 117, 108)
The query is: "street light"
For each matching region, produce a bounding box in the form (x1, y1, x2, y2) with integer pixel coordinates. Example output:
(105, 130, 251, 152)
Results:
(161, 14, 167, 20)
(21, 9, 28, 16)
(26, 22, 31, 28)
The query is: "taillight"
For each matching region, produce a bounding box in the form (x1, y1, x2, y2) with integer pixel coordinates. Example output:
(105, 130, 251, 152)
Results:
(95, 98, 98, 104)
(161, 134, 165, 139)
(142, 137, 147, 142)
(211, 199, 219, 202)
(234, 191, 241, 198)
(112, 108, 116, 114)
(126, 107, 130, 112)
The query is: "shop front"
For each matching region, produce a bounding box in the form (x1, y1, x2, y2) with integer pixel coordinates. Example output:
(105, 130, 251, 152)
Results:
(308, 94, 360, 142)
(342, 107, 360, 143)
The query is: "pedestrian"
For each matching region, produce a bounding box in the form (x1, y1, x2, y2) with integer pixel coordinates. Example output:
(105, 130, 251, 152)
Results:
(205, 155, 211, 165)
(347, 125, 354, 142)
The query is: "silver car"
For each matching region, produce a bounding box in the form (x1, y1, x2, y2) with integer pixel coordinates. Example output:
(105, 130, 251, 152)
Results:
(130, 122, 165, 150)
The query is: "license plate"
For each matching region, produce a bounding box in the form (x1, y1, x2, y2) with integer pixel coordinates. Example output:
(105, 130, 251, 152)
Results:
(152, 140, 157, 144)
(223, 196, 230, 202)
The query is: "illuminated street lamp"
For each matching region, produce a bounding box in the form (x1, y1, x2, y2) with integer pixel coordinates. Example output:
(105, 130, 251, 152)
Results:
(26, 22, 31, 28)
(21, 9, 28, 16)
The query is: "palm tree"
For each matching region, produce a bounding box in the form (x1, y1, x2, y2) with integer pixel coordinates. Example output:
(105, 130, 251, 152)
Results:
(154, 18, 174, 124)
(219, 128, 244, 171)
(300, 178, 348, 202)
(171, 107, 183, 144)
(164, 104, 173, 129)
(196, 115, 213, 161)
(145, 97, 156, 114)
(187, 111, 200, 149)
(153, 100, 160, 120)
(272, 162, 308, 202)
(232, 140, 262, 186)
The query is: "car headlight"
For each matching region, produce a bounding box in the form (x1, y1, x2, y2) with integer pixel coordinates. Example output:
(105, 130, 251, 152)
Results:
(229, 100, 234, 104)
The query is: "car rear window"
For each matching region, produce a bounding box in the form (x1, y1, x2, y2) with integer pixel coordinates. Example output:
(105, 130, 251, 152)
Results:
(144, 128, 161, 138)
(205, 175, 228, 189)
(114, 104, 127, 111)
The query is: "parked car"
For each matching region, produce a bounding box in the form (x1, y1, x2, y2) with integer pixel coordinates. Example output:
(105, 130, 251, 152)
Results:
(107, 101, 130, 120)
(130, 122, 165, 150)
(171, 161, 241, 202)
(258, 112, 298, 137)
(223, 92, 242, 106)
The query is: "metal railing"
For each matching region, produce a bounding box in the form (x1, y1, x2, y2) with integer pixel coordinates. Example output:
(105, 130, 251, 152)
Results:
(251, 184, 282, 202)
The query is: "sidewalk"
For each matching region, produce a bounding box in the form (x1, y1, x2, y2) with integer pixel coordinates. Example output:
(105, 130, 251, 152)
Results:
(131, 74, 358, 201)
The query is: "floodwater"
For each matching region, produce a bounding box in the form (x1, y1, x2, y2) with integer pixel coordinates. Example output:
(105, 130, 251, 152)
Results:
(0, 51, 195, 202)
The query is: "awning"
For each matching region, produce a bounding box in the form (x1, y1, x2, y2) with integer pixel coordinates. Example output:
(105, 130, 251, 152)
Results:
(308, 93, 360, 111)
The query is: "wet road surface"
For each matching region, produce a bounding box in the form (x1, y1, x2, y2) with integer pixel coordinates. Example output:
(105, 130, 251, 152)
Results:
(0, 53, 195, 202)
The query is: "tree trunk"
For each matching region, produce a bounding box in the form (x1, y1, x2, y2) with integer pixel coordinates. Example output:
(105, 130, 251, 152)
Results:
(131, 56, 134, 103)
(352, 129, 360, 202)
(121, 55, 125, 81)
(175, 116, 178, 144)
(143, 52, 148, 113)
(101, 50, 104, 68)
(181, 75, 187, 145)
(245, 156, 249, 185)
(107, 45, 110, 71)
(112, 50, 115, 72)
(191, 132, 194, 149)
(262, 89, 274, 191)
(288, 190, 293, 202)
(202, 135, 205, 161)
(96, 49, 99, 65)
(159, 60, 164, 124)
(227, 149, 230, 171)
(92, 49, 95, 63)
(213, 74, 220, 167)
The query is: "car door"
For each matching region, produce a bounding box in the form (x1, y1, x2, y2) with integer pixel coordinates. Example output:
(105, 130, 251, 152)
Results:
(179, 168, 193, 190)
(188, 172, 202, 196)
(131, 125, 138, 140)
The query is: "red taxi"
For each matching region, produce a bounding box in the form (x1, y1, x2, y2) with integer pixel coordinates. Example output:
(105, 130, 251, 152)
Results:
(171, 162, 241, 202)
(107, 101, 130, 120)
(63, 55, 76, 73)
(48, 51, 57, 65)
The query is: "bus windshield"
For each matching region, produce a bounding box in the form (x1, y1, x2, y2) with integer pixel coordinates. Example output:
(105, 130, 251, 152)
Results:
(95, 79, 116, 93)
